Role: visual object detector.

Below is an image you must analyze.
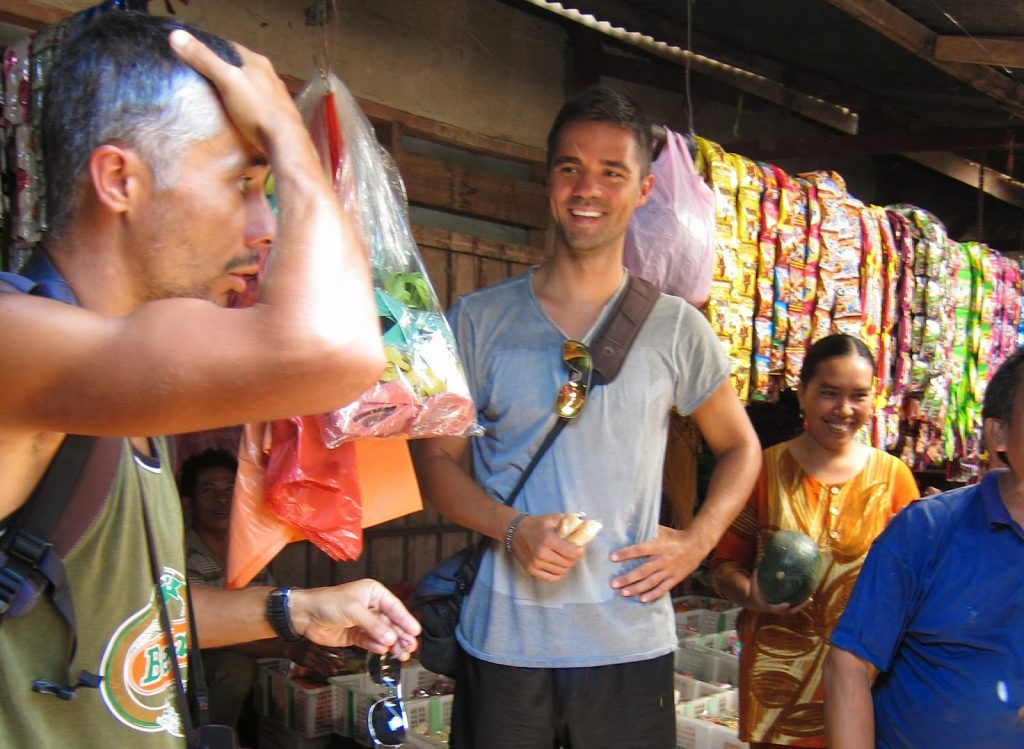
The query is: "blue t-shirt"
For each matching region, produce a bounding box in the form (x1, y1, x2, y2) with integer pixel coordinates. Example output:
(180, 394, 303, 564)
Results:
(830, 469, 1024, 749)
(448, 270, 729, 667)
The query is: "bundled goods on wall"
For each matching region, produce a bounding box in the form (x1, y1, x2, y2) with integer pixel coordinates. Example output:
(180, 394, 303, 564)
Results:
(693, 137, 1023, 474)
(0, 4, 117, 272)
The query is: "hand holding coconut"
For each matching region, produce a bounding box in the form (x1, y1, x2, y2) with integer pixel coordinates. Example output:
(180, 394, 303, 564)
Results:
(750, 529, 823, 612)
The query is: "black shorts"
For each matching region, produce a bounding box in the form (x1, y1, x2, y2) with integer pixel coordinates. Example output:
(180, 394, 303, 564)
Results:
(449, 652, 676, 749)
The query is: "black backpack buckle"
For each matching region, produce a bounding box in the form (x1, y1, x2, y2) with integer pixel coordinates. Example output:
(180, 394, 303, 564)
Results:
(0, 566, 26, 617)
(9, 529, 51, 566)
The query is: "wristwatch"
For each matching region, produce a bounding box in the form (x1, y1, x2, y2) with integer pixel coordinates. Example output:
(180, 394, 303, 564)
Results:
(267, 587, 304, 642)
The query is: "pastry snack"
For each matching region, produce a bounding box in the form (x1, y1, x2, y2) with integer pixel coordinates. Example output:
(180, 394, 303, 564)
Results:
(556, 512, 603, 547)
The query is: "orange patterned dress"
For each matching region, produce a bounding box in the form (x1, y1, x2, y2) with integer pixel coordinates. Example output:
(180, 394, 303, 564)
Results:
(710, 442, 919, 746)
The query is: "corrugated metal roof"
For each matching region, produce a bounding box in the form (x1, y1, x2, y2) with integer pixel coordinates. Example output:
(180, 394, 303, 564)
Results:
(531, 0, 1024, 244)
(572, 0, 1024, 130)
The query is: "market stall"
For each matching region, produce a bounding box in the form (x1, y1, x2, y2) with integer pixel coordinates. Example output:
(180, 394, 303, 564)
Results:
(691, 133, 1022, 478)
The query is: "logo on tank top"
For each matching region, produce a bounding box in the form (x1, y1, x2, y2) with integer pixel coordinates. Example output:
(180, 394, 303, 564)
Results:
(99, 567, 189, 735)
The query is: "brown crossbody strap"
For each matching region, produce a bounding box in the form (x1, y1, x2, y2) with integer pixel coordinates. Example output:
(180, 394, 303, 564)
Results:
(591, 275, 660, 385)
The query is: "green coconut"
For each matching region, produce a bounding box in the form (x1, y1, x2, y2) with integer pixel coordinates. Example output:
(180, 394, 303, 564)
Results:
(756, 529, 824, 605)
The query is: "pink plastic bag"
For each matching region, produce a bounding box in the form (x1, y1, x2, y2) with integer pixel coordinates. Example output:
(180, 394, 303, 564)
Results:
(623, 128, 715, 307)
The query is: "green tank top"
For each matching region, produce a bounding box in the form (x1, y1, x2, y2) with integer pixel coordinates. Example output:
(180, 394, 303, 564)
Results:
(0, 437, 189, 747)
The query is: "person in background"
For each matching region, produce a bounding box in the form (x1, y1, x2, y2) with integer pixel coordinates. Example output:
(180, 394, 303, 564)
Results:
(180, 449, 354, 738)
(0, 12, 418, 747)
(412, 85, 761, 748)
(711, 334, 919, 748)
(824, 347, 1024, 749)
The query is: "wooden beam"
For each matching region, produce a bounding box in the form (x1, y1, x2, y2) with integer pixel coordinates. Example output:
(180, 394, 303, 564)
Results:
(411, 224, 546, 266)
(903, 151, 1024, 210)
(826, 0, 1024, 119)
(934, 36, 1024, 69)
(730, 126, 1024, 161)
(581, 47, 752, 109)
(0, 0, 67, 28)
(279, 74, 546, 164)
(358, 98, 546, 165)
(398, 151, 549, 230)
(522, 0, 859, 134)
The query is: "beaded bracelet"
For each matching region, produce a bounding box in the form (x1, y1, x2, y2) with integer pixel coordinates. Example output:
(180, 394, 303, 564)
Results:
(504, 512, 529, 553)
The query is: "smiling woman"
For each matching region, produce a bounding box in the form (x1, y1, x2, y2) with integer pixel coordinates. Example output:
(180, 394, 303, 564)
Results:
(709, 333, 921, 748)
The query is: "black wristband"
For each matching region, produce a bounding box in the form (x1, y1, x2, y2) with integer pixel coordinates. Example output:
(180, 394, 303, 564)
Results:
(267, 587, 304, 642)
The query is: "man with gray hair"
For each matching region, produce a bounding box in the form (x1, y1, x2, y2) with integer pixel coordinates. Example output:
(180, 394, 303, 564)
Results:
(0, 11, 418, 746)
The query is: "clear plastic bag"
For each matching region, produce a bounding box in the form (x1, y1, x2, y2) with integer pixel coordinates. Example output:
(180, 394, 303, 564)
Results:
(295, 71, 478, 445)
(623, 128, 715, 307)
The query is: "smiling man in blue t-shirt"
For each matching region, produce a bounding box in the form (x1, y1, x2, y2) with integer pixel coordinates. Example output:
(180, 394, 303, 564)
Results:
(824, 348, 1024, 749)
(412, 86, 762, 749)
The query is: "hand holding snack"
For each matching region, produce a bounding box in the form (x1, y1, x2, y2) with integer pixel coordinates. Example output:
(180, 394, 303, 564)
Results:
(556, 512, 603, 547)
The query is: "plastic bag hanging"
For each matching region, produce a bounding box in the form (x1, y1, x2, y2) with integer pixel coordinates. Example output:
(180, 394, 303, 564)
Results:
(264, 417, 363, 561)
(623, 128, 715, 307)
(294, 71, 479, 445)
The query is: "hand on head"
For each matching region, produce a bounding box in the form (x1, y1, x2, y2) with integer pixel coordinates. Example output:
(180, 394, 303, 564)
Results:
(168, 29, 303, 154)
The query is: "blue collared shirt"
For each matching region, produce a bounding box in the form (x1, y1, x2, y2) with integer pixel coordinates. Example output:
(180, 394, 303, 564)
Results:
(831, 469, 1024, 749)
(2, 250, 77, 304)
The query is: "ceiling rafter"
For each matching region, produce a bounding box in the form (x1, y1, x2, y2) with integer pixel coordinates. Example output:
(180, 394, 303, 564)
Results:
(548, 0, 1024, 209)
(520, 0, 860, 134)
(934, 35, 1024, 69)
(730, 125, 1024, 160)
(825, 0, 1024, 119)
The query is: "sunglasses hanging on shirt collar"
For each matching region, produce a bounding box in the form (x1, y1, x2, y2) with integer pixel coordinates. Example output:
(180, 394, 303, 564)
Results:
(554, 339, 593, 419)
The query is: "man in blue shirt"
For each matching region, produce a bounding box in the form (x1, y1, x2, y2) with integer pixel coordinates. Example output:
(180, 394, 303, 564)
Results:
(823, 348, 1024, 749)
(413, 86, 761, 748)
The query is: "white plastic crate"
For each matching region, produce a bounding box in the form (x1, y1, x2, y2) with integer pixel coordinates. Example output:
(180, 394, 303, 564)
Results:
(675, 690, 748, 749)
(675, 630, 741, 687)
(674, 673, 733, 704)
(674, 596, 742, 638)
(329, 660, 454, 744)
(347, 692, 451, 747)
(255, 662, 336, 739)
(406, 693, 453, 734)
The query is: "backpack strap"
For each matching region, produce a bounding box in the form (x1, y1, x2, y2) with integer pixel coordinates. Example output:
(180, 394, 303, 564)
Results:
(0, 262, 100, 698)
(0, 435, 100, 699)
(591, 275, 660, 385)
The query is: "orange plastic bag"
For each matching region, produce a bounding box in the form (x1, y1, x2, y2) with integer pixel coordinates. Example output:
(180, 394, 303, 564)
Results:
(265, 416, 363, 562)
(227, 424, 424, 589)
(227, 422, 304, 589)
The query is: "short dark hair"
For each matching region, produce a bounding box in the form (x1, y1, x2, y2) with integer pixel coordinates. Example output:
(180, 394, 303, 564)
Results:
(545, 85, 653, 175)
(42, 10, 241, 238)
(983, 347, 1024, 423)
(179, 448, 237, 499)
(799, 334, 875, 386)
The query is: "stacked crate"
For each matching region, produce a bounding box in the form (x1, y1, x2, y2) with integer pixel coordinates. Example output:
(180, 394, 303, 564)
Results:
(672, 597, 747, 749)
